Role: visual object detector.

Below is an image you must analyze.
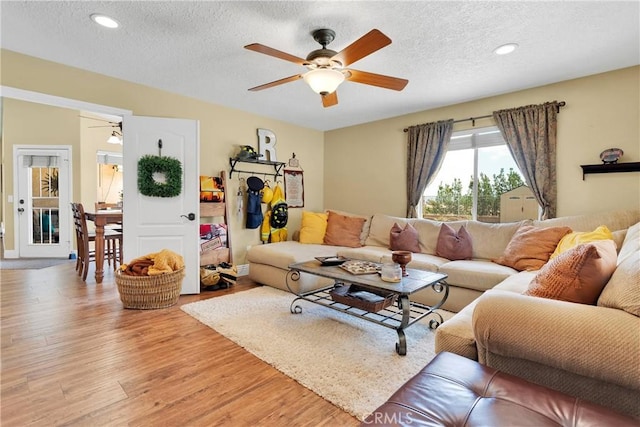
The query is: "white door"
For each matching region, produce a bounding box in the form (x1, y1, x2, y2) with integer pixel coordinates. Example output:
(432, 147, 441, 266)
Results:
(15, 147, 71, 258)
(122, 116, 200, 294)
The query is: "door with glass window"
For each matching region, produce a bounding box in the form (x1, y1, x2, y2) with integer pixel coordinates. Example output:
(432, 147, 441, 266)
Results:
(16, 148, 71, 258)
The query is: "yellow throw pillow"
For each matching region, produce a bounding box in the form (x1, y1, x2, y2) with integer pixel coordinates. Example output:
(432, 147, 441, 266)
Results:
(550, 225, 614, 259)
(299, 211, 328, 244)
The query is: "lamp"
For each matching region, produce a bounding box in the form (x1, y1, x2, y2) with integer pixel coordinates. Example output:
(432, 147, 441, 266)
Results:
(107, 131, 122, 145)
(303, 68, 345, 95)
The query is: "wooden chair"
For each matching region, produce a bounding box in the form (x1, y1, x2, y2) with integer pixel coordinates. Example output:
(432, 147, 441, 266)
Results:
(95, 202, 123, 232)
(71, 202, 123, 281)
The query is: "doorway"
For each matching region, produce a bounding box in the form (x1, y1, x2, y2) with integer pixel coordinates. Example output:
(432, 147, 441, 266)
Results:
(15, 147, 71, 258)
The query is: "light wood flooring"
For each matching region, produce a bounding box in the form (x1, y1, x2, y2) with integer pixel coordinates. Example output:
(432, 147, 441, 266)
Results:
(0, 263, 358, 426)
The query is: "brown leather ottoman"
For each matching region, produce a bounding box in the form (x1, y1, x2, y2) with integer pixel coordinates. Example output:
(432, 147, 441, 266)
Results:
(362, 352, 637, 426)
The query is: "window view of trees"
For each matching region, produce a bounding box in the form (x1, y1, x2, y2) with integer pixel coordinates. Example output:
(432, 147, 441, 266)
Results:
(424, 168, 525, 220)
(422, 126, 536, 223)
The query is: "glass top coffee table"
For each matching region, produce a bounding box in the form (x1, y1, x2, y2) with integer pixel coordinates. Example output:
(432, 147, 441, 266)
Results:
(287, 259, 448, 355)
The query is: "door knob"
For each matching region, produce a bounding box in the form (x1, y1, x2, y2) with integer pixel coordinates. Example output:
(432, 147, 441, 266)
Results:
(181, 213, 196, 221)
(17, 207, 24, 213)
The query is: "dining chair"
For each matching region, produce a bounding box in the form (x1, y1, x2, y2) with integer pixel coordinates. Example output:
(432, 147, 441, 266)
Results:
(71, 202, 123, 281)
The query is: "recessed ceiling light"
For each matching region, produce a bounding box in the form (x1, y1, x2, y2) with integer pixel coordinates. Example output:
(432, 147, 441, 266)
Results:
(493, 43, 518, 55)
(90, 13, 119, 29)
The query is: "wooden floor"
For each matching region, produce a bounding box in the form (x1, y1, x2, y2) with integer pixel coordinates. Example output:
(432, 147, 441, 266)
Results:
(0, 263, 358, 426)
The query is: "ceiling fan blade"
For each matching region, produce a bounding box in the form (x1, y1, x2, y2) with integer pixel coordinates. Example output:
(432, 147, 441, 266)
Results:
(331, 29, 391, 67)
(244, 43, 308, 65)
(321, 91, 338, 108)
(248, 74, 303, 91)
(346, 69, 408, 91)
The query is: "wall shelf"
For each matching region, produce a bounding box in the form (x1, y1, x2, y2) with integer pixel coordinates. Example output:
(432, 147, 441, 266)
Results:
(229, 157, 285, 178)
(580, 162, 640, 180)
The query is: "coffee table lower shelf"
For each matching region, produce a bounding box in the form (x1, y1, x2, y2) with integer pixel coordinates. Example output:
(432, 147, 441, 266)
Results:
(286, 268, 448, 355)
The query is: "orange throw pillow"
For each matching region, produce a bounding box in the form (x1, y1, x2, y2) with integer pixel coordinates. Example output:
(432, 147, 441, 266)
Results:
(493, 225, 572, 271)
(524, 240, 617, 305)
(323, 211, 365, 248)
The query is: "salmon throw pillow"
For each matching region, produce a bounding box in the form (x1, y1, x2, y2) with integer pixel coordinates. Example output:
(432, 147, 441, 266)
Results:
(323, 211, 365, 248)
(494, 225, 572, 271)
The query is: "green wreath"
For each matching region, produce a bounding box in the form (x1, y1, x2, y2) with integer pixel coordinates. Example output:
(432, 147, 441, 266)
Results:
(137, 155, 182, 198)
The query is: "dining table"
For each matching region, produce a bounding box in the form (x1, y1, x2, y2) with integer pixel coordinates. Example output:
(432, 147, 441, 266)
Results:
(84, 209, 123, 284)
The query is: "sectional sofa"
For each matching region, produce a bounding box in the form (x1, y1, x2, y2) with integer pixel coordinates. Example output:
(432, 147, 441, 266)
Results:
(247, 208, 640, 418)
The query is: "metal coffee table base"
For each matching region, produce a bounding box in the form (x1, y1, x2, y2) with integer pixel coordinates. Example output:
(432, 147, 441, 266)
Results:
(286, 269, 448, 356)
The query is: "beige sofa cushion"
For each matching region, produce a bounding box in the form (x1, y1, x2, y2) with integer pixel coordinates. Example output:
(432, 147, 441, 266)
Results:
(247, 241, 343, 270)
(464, 220, 531, 260)
(338, 246, 392, 264)
(598, 221, 640, 316)
(534, 209, 640, 232)
(365, 214, 413, 247)
(439, 260, 518, 292)
(380, 252, 448, 272)
(413, 219, 467, 255)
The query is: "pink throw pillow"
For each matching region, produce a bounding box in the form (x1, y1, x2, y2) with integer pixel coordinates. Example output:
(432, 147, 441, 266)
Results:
(524, 240, 617, 305)
(436, 224, 473, 260)
(389, 223, 420, 253)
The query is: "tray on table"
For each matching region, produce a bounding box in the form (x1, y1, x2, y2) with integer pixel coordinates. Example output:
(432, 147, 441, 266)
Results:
(329, 284, 397, 313)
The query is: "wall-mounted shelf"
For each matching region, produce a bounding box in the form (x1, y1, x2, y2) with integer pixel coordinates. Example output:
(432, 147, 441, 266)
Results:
(229, 157, 285, 178)
(580, 162, 640, 180)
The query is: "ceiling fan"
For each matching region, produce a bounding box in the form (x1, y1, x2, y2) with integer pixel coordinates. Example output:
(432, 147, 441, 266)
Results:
(245, 28, 409, 108)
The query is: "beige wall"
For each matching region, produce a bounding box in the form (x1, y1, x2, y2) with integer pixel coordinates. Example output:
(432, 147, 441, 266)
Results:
(325, 66, 640, 218)
(1, 50, 325, 262)
(2, 99, 81, 250)
(2, 49, 638, 262)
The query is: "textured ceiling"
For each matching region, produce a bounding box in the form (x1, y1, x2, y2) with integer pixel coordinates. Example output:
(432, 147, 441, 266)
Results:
(1, 1, 638, 131)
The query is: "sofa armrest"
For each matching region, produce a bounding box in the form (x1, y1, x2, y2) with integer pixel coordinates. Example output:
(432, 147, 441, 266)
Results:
(472, 292, 640, 391)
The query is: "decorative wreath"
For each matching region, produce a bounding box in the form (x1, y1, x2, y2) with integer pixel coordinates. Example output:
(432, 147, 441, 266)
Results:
(137, 155, 182, 198)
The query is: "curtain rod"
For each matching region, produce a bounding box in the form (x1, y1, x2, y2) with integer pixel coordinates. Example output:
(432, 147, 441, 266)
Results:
(403, 101, 566, 132)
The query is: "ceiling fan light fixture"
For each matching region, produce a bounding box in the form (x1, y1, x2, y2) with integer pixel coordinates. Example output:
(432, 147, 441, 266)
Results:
(107, 131, 122, 145)
(303, 68, 345, 95)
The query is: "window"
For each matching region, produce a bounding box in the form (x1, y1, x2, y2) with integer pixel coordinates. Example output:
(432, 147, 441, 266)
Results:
(423, 126, 536, 223)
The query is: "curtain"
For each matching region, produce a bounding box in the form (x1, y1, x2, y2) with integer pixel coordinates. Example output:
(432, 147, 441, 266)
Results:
(493, 102, 560, 219)
(406, 119, 454, 218)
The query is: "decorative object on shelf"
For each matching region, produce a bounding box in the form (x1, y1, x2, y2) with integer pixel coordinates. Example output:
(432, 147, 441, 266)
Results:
(258, 128, 277, 161)
(137, 151, 182, 198)
(392, 250, 412, 276)
(599, 148, 624, 164)
(288, 152, 300, 168)
(236, 145, 263, 161)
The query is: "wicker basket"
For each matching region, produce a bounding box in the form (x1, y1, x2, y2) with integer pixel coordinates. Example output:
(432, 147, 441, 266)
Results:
(115, 268, 185, 309)
(330, 284, 397, 313)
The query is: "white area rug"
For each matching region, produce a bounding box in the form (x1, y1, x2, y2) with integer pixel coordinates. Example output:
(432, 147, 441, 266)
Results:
(181, 286, 444, 420)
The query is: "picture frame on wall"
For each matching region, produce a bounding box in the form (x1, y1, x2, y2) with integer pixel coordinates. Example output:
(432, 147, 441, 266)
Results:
(284, 169, 304, 208)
